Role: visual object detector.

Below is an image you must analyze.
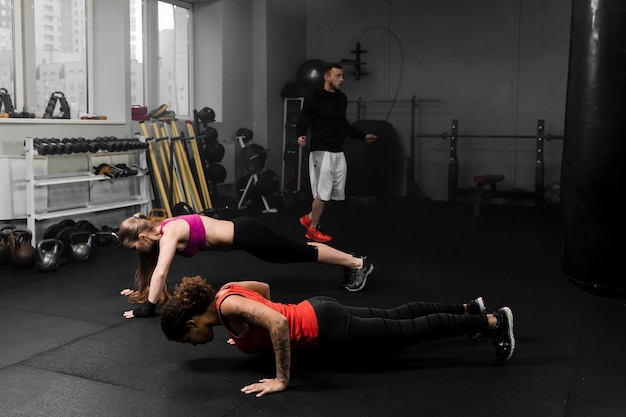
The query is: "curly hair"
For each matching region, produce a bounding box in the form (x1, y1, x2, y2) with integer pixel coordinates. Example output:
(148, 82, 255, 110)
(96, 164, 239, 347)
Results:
(119, 213, 172, 304)
(160, 276, 216, 341)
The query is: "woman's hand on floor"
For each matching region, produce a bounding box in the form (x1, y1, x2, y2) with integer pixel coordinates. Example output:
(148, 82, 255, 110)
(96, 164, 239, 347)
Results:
(241, 378, 288, 397)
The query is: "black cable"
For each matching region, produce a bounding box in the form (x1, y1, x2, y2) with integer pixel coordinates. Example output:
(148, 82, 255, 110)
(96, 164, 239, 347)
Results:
(351, 25, 406, 137)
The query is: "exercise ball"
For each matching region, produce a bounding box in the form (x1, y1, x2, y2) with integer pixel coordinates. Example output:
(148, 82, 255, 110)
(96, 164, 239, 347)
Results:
(296, 59, 326, 90)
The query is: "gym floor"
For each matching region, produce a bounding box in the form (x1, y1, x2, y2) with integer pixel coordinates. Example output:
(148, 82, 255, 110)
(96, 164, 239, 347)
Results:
(1, 198, 625, 417)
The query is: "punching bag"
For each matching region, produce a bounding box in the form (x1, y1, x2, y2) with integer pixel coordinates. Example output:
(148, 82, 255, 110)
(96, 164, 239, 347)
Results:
(560, 0, 626, 298)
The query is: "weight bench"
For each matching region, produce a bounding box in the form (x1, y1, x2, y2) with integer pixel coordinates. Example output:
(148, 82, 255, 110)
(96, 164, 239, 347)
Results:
(473, 174, 504, 216)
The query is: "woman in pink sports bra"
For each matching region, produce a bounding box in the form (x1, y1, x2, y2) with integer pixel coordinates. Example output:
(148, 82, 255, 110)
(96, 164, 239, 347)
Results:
(159, 276, 515, 397)
(117, 212, 374, 318)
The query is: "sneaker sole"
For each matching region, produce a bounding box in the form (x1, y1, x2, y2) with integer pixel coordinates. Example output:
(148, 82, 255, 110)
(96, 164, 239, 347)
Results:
(476, 297, 486, 314)
(498, 306, 515, 363)
(304, 232, 332, 243)
(345, 262, 374, 292)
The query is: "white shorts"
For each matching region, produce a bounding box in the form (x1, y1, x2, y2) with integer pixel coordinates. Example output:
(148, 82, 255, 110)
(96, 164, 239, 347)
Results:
(309, 151, 347, 201)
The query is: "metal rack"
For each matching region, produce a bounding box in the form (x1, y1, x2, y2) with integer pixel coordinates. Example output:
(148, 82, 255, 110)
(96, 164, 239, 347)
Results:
(24, 137, 150, 243)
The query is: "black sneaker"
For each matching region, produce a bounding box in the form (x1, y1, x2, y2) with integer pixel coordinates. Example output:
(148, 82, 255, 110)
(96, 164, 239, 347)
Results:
(339, 267, 350, 287)
(345, 257, 373, 292)
(465, 296, 486, 340)
(467, 296, 486, 315)
(490, 307, 515, 364)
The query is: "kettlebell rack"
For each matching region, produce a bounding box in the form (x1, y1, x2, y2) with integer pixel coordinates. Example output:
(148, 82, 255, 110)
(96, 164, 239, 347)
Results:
(24, 137, 151, 243)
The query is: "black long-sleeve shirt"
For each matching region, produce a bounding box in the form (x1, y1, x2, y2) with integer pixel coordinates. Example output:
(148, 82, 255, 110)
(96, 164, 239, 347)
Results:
(295, 88, 366, 152)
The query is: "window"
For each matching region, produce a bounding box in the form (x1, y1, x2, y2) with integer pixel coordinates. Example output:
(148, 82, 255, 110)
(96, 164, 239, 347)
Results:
(158, 1, 190, 116)
(130, 0, 192, 117)
(129, 0, 143, 106)
(34, 0, 88, 116)
(0, 0, 15, 106)
(0, 0, 91, 118)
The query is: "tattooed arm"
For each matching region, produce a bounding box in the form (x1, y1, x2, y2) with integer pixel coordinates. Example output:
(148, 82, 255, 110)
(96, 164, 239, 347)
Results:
(219, 295, 290, 397)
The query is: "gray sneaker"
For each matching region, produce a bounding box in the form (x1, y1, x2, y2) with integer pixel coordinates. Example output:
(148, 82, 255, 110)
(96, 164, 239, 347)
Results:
(345, 257, 373, 292)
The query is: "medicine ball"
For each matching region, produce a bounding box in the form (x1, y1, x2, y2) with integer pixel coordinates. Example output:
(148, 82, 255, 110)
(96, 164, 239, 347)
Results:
(203, 141, 225, 164)
(197, 107, 216, 123)
(205, 163, 227, 184)
(202, 126, 219, 143)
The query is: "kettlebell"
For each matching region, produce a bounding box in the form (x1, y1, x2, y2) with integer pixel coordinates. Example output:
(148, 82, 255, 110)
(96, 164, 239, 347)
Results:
(9, 229, 37, 269)
(148, 208, 168, 226)
(0, 225, 16, 265)
(69, 231, 92, 262)
(35, 239, 64, 272)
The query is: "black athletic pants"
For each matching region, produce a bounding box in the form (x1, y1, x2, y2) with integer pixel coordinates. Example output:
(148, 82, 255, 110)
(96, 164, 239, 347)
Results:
(231, 217, 318, 264)
(308, 296, 488, 350)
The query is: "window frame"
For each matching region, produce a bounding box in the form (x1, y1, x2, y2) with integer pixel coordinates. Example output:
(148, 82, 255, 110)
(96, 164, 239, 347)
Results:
(14, 0, 94, 117)
(136, 0, 194, 119)
(3, 0, 194, 123)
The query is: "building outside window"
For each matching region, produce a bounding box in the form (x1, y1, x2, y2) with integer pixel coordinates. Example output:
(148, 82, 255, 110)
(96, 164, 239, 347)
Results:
(0, 0, 15, 108)
(34, 0, 88, 116)
(130, 0, 191, 117)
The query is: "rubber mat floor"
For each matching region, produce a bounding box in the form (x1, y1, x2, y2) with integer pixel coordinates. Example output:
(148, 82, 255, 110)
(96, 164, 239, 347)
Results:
(1, 199, 624, 417)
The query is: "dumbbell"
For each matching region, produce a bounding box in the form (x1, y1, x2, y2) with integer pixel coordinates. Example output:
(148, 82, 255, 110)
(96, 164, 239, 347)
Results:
(115, 163, 138, 176)
(32, 138, 51, 155)
(93, 225, 120, 247)
(94, 163, 126, 178)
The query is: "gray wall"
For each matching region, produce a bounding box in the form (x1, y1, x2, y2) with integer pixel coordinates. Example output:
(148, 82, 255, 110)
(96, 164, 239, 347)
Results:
(303, 0, 570, 200)
(1, 0, 571, 224)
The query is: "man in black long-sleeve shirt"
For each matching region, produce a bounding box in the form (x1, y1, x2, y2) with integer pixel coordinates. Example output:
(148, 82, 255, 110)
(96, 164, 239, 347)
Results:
(296, 62, 377, 247)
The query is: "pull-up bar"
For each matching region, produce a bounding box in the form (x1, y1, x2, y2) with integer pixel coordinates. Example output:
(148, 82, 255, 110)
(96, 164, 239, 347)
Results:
(415, 132, 564, 140)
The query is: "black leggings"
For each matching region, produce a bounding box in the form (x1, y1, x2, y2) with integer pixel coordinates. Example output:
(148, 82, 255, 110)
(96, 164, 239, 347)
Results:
(308, 296, 488, 350)
(231, 217, 318, 264)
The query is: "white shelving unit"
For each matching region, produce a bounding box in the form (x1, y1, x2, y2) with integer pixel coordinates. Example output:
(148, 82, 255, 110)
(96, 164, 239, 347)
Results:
(24, 137, 150, 243)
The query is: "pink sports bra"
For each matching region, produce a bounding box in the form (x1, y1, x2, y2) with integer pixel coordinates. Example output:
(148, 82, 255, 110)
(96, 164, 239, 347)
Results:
(159, 214, 206, 257)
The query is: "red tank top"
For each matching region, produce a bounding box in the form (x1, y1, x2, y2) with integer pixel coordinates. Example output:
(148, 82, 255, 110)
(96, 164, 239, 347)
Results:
(215, 284, 319, 354)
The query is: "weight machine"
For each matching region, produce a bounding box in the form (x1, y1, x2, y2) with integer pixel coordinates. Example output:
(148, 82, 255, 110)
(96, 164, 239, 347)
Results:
(415, 119, 564, 215)
(236, 133, 277, 214)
